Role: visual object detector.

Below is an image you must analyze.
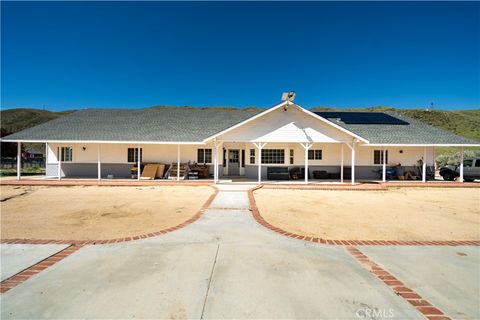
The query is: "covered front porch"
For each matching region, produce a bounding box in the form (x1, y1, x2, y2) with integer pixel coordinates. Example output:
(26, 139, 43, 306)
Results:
(211, 141, 441, 184)
(29, 141, 444, 184)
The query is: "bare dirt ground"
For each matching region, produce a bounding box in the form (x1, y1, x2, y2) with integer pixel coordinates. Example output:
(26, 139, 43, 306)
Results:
(254, 188, 480, 241)
(1, 185, 213, 240)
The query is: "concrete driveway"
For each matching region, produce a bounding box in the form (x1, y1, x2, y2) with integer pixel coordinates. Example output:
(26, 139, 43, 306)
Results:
(1, 184, 478, 319)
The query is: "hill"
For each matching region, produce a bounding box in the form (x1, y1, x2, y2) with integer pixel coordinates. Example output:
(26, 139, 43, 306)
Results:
(1, 108, 75, 156)
(1, 108, 74, 135)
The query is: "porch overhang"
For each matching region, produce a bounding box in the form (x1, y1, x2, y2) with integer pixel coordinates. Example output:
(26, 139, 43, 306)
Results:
(0, 139, 206, 145)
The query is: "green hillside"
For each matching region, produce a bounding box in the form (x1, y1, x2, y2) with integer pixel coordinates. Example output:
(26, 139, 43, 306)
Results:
(1, 108, 74, 135)
(1, 108, 75, 157)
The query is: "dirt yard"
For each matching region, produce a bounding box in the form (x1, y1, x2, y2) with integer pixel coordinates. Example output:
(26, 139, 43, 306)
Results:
(1, 185, 214, 240)
(254, 188, 480, 241)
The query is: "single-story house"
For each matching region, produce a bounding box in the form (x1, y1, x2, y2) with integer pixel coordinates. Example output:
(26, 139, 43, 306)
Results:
(2, 99, 478, 183)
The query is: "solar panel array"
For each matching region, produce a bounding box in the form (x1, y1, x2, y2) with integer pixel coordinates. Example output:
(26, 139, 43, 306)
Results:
(315, 112, 409, 125)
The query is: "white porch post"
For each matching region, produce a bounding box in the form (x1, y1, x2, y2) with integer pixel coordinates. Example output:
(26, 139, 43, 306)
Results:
(301, 143, 313, 184)
(253, 142, 266, 184)
(340, 144, 344, 183)
(16, 142, 21, 180)
(459, 147, 464, 183)
(258, 147, 261, 183)
(177, 144, 180, 181)
(213, 143, 217, 183)
(137, 146, 141, 181)
(225, 148, 229, 175)
(45, 142, 49, 176)
(422, 146, 427, 183)
(213, 140, 221, 184)
(97, 144, 101, 180)
(382, 147, 387, 182)
(58, 147, 62, 180)
(351, 141, 356, 185)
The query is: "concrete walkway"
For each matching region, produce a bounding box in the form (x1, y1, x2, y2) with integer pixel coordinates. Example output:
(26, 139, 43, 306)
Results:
(1, 244, 69, 281)
(1, 184, 478, 319)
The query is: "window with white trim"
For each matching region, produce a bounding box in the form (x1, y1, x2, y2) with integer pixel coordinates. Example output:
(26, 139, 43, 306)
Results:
(127, 148, 143, 163)
(308, 149, 322, 160)
(57, 147, 73, 162)
(261, 149, 285, 164)
(373, 150, 388, 165)
(250, 149, 255, 164)
(197, 148, 212, 164)
(290, 149, 294, 164)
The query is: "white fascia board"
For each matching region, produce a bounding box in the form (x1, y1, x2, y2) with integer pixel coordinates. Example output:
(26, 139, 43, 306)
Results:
(298, 106, 369, 143)
(0, 139, 206, 145)
(202, 101, 289, 142)
(363, 143, 480, 147)
(217, 139, 358, 144)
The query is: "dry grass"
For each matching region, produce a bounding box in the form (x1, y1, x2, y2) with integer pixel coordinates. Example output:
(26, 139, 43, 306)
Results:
(1, 185, 213, 240)
(254, 188, 480, 241)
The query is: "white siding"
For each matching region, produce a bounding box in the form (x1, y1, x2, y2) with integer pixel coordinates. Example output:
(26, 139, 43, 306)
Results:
(46, 142, 434, 168)
(47, 143, 222, 165)
(356, 145, 434, 166)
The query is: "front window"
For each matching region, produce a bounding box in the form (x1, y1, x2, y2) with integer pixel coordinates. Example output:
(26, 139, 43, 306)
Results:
(250, 149, 255, 164)
(290, 149, 294, 164)
(58, 147, 73, 162)
(373, 150, 388, 165)
(197, 148, 212, 164)
(308, 149, 322, 160)
(127, 148, 143, 163)
(228, 150, 239, 163)
(261, 149, 284, 164)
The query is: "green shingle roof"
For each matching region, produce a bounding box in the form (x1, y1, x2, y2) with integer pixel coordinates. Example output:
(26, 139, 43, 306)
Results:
(2, 107, 477, 145)
(317, 111, 477, 145)
(2, 107, 264, 142)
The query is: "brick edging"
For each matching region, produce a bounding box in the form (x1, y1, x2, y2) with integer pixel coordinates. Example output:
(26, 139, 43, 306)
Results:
(0, 244, 84, 294)
(1, 186, 219, 246)
(248, 186, 479, 246)
(261, 182, 479, 191)
(0, 180, 213, 187)
(346, 246, 452, 320)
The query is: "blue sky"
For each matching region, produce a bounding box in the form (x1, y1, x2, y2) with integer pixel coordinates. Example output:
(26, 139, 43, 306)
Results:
(1, 1, 479, 111)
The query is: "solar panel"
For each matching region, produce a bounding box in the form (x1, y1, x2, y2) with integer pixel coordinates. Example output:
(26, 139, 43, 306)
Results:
(315, 112, 409, 125)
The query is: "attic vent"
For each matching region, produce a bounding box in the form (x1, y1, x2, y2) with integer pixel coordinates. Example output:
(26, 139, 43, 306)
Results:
(281, 91, 296, 102)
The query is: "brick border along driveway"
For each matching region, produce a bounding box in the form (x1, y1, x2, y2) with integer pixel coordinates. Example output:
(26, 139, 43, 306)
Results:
(346, 247, 452, 320)
(0, 186, 219, 294)
(0, 245, 84, 293)
(248, 185, 480, 247)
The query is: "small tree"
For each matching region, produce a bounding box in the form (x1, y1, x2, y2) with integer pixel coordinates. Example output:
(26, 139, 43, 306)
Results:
(436, 149, 480, 167)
